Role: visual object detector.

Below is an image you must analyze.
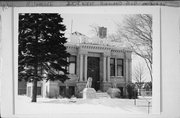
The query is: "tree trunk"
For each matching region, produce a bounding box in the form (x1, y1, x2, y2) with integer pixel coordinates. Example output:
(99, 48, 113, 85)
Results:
(31, 77, 37, 102)
(31, 54, 39, 102)
(32, 29, 39, 102)
(32, 62, 38, 102)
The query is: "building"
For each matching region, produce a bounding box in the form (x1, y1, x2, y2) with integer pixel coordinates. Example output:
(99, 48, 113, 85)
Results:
(18, 79, 27, 95)
(26, 27, 132, 98)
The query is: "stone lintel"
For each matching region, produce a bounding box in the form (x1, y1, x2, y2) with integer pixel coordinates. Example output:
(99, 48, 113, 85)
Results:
(78, 50, 88, 55)
(102, 53, 110, 57)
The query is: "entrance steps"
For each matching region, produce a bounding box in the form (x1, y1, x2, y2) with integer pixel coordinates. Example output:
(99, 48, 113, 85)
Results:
(96, 92, 110, 99)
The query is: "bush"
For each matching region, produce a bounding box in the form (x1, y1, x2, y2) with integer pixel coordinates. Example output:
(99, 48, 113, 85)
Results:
(127, 83, 138, 99)
(75, 91, 83, 98)
(107, 88, 121, 98)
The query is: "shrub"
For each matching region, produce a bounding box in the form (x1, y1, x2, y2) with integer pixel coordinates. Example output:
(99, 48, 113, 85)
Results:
(107, 88, 121, 98)
(75, 91, 83, 98)
(127, 83, 138, 99)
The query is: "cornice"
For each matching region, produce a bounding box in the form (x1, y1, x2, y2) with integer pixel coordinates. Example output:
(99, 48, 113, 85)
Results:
(65, 43, 132, 53)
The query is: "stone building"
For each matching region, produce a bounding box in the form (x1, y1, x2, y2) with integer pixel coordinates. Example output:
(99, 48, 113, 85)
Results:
(26, 27, 132, 98)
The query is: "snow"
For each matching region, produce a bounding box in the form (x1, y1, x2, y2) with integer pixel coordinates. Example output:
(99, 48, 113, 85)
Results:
(15, 96, 152, 115)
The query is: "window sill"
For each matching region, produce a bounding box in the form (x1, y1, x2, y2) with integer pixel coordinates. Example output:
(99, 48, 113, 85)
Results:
(110, 76, 124, 78)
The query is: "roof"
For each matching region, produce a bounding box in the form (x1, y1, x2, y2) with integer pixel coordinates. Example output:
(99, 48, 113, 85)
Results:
(66, 31, 131, 52)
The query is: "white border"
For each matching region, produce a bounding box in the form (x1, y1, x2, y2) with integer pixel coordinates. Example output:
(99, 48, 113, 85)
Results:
(3, 5, 180, 118)
(14, 6, 161, 116)
(1, 8, 15, 117)
(160, 7, 180, 117)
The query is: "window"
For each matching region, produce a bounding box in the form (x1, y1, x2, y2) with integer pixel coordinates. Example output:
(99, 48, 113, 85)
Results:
(69, 86, 75, 97)
(67, 56, 76, 74)
(37, 87, 41, 95)
(110, 58, 115, 76)
(117, 59, 124, 76)
(59, 86, 66, 97)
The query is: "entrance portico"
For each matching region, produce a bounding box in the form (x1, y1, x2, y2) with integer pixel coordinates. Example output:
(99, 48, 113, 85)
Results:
(76, 44, 113, 92)
(65, 43, 132, 95)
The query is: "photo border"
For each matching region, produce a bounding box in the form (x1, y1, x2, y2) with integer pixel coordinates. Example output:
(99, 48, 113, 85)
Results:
(15, 6, 160, 116)
(1, 4, 180, 118)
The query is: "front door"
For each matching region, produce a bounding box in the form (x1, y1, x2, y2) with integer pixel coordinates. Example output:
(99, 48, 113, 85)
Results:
(87, 57, 100, 91)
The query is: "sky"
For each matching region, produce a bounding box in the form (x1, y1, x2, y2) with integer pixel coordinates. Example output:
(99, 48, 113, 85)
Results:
(61, 13, 124, 37)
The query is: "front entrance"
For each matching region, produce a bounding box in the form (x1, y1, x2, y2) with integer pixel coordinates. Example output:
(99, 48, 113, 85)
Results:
(87, 57, 100, 91)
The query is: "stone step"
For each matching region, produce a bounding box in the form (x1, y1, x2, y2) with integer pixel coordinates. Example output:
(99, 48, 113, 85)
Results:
(96, 92, 110, 99)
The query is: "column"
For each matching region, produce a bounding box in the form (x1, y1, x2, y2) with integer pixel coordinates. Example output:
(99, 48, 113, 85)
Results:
(115, 58, 117, 76)
(128, 59, 132, 82)
(106, 56, 110, 82)
(125, 59, 129, 83)
(76, 54, 80, 76)
(79, 54, 83, 82)
(84, 55, 87, 82)
(103, 56, 106, 82)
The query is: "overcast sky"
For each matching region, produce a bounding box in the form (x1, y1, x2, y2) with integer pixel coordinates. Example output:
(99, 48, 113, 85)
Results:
(61, 13, 124, 37)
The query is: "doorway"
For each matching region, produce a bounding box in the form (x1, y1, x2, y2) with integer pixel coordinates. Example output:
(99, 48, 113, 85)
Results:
(87, 57, 100, 91)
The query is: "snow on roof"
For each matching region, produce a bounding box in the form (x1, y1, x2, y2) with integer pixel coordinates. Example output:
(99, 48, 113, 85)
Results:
(71, 31, 87, 37)
(67, 31, 131, 50)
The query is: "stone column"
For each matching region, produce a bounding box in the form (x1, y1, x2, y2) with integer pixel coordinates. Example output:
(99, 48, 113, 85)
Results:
(115, 58, 117, 76)
(80, 54, 83, 82)
(76, 54, 80, 76)
(125, 59, 129, 83)
(84, 55, 88, 82)
(106, 56, 110, 82)
(103, 56, 106, 82)
(128, 59, 132, 82)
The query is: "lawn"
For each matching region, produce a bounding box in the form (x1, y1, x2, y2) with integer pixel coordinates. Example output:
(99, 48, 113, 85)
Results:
(15, 95, 152, 114)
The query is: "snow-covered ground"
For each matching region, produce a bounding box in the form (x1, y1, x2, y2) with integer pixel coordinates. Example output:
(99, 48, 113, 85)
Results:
(15, 95, 152, 115)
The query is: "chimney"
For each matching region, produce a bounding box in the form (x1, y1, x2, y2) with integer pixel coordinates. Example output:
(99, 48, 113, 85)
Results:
(98, 27, 107, 39)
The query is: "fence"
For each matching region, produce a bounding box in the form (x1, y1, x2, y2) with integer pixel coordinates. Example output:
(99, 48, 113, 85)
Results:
(134, 89, 152, 114)
(139, 89, 152, 96)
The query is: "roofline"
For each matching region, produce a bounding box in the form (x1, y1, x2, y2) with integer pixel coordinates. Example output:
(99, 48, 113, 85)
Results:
(65, 43, 132, 53)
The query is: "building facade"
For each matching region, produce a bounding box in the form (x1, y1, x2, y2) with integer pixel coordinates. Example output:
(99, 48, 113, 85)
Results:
(26, 27, 132, 98)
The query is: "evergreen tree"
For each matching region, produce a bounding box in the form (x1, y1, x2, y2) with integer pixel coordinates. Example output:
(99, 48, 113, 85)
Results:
(18, 13, 70, 102)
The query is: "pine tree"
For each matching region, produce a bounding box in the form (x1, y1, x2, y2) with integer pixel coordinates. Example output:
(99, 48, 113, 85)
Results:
(18, 13, 70, 102)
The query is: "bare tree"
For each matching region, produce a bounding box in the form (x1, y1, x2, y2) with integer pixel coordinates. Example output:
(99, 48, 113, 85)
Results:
(89, 24, 99, 36)
(133, 63, 147, 95)
(116, 14, 152, 82)
(108, 33, 123, 42)
(133, 63, 146, 86)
